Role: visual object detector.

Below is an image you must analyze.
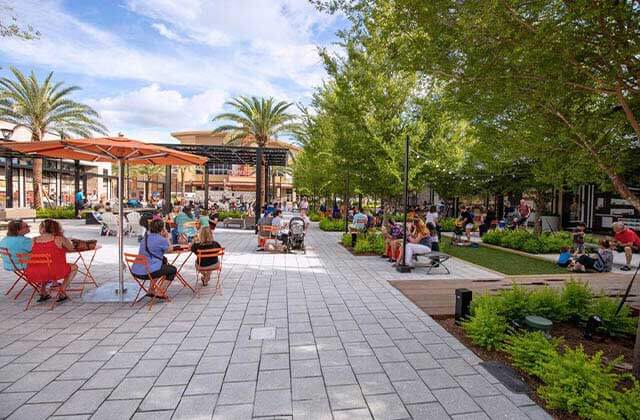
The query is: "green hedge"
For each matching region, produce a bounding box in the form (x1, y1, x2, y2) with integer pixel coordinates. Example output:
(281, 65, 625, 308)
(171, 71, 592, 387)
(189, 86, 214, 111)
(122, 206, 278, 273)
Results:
(217, 210, 245, 220)
(464, 283, 640, 418)
(341, 231, 385, 255)
(439, 217, 456, 232)
(504, 332, 640, 419)
(320, 218, 345, 231)
(36, 206, 76, 219)
(482, 229, 572, 254)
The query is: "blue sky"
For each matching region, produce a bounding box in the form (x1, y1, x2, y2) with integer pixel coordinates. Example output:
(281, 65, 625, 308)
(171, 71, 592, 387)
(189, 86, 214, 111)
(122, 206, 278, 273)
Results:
(0, 0, 346, 142)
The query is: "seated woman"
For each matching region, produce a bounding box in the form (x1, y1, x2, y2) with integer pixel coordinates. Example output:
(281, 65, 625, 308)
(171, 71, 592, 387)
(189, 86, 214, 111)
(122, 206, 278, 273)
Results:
(198, 209, 210, 229)
(173, 206, 196, 244)
(571, 239, 613, 273)
(0, 220, 32, 271)
(191, 227, 222, 286)
(131, 219, 177, 298)
(25, 219, 78, 302)
(396, 219, 431, 268)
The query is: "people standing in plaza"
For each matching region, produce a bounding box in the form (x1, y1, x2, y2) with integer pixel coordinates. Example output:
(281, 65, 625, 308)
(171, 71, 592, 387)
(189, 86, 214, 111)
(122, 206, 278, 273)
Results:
(300, 197, 309, 213)
(517, 199, 531, 228)
(457, 205, 475, 242)
(25, 219, 78, 302)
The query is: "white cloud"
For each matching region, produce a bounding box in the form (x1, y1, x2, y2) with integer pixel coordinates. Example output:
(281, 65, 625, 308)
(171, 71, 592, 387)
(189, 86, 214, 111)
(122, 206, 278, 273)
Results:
(0, 0, 342, 140)
(87, 84, 227, 142)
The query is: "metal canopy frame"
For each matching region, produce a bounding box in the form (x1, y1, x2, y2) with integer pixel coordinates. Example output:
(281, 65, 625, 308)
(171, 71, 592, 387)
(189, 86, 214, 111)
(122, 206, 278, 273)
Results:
(158, 144, 290, 167)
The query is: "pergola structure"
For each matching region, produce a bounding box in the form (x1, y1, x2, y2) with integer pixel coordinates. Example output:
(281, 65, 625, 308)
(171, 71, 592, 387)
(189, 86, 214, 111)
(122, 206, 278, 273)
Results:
(158, 144, 290, 224)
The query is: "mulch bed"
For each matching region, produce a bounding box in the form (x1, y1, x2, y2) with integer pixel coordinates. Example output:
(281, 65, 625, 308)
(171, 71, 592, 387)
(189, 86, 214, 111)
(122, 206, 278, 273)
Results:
(435, 316, 635, 420)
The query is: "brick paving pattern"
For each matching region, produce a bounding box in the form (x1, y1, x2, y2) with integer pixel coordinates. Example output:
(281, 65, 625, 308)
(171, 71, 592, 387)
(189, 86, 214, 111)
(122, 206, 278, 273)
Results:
(0, 220, 550, 419)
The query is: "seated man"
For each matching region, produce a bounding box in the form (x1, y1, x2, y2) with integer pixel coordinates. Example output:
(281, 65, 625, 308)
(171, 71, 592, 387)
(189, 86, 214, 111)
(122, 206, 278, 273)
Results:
(349, 207, 368, 247)
(613, 222, 640, 271)
(256, 210, 274, 251)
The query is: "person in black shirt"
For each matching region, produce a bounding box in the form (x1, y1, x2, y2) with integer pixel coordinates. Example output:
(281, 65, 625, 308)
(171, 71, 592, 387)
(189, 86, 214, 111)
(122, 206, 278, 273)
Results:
(480, 206, 496, 237)
(457, 205, 475, 242)
(191, 227, 222, 286)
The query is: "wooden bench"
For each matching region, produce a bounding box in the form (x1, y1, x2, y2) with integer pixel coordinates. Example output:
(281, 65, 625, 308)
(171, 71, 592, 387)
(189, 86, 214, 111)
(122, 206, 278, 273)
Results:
(415, 251, 451, 275)
(222, 217, 246, 229)
(0, 208, 37, 222)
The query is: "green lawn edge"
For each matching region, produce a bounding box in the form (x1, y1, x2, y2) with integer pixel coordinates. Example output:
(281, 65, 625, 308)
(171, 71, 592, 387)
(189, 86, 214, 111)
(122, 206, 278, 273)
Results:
(440, 241, 567, 275)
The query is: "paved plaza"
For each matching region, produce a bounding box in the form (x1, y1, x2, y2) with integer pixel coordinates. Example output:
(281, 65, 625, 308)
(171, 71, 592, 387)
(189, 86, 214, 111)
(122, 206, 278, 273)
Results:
(0, 220, 549, 419)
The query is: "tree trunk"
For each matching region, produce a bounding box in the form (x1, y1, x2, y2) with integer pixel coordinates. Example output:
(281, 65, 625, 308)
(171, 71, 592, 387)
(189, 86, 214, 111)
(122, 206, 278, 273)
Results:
(533, 190, 546, 236)
(610, 174, 640, 213)
(31, 131, 43, 209)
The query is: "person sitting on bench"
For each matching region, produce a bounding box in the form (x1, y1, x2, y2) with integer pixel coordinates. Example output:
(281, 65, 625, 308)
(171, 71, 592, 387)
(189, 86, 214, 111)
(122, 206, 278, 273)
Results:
(350, 207, 368, 247)
(396, 219, 431, 268)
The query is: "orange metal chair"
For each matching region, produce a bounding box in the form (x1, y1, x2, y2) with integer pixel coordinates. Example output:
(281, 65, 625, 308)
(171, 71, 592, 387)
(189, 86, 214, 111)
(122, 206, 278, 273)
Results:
(1, 247, 27, 298)
(258, 225, 279, 249)
(124, 253, 170, 310)
(195, 248, 225, 295)
(17, 253, 68, 310)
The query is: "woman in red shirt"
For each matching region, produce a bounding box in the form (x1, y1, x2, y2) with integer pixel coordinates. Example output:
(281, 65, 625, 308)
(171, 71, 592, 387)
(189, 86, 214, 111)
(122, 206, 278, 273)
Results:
(25, 219, 78, 302)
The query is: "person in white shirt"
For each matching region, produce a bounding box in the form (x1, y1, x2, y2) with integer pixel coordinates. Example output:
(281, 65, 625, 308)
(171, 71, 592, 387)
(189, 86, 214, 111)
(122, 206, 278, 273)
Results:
(426, 205, 439, 225)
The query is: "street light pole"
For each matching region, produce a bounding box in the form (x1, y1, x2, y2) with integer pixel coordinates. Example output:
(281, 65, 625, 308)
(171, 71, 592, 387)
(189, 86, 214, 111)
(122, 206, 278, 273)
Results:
(397, 134, 412, 273)
(344, 171, 350, 233)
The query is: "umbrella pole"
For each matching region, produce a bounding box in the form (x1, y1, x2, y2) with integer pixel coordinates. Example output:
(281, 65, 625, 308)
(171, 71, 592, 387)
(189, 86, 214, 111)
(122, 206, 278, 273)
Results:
(118, 159, 125, 300)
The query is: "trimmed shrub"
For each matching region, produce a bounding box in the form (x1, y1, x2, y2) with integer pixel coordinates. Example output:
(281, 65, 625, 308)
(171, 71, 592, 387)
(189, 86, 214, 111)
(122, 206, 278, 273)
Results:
(536, 348, 622, 419)
(561, 280, 593, 321)
(341, 233, 352, 247)
(481, 229, 572, 254)
(504, 331, 560, 375)
(319, 218, 345, 231)
(310, 213, 321, 222)
(495, 285, 531, 322)
(588, 295, 637, 336)
(439, 217, 456, 232)
(592, 381, 640, 420)
(354, 236, 373, 253)
(217, 210, 245, 220)
(463, 304, 510, 350)
(36, 206, 75, 219)
(527, 287, 567, 321)
(371, 234, 385, 255)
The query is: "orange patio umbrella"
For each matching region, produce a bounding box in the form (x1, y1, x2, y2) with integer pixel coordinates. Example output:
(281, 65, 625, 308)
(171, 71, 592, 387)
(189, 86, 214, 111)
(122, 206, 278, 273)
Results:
(1, 136, 208, 300)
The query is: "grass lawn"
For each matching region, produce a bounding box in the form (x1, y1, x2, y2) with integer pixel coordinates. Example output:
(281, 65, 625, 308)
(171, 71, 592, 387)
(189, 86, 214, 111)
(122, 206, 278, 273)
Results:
(440, 241, 567, 275)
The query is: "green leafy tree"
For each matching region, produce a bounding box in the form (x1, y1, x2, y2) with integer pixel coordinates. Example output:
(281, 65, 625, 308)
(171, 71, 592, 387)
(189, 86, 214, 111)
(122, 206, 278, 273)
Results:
(0, 67, 107, 209)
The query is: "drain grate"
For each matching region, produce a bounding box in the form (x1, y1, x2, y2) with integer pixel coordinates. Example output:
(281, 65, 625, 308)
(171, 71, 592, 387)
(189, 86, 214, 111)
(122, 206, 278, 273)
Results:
(250, 327, 276, 340)
(480, 361, 529, 394)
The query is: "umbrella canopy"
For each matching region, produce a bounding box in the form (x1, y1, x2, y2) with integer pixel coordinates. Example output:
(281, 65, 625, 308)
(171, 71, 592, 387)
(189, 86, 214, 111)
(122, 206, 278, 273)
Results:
(0, 136, 207, 302)
(0, 136, 207, 166)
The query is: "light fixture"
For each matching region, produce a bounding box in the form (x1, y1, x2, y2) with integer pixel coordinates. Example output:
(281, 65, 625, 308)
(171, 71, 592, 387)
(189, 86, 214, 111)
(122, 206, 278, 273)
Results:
(1, 128, 14, 140)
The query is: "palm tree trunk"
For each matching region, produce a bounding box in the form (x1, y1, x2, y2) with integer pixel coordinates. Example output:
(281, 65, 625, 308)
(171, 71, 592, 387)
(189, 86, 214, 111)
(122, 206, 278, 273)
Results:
(32, 131, 43, 209)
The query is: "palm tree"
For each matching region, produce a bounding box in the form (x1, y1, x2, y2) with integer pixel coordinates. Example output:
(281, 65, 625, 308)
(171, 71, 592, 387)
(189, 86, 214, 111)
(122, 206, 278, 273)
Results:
(0, 67, 107, 208)
(211, 96, 298, 210)
(211, 96, 298, 146)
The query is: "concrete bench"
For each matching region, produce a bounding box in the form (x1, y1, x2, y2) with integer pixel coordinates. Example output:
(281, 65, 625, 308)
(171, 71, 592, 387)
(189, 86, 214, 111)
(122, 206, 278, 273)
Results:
(0, 208, 37, 222)
(415, 251, 451, 275)
(222, 217, 246, 229)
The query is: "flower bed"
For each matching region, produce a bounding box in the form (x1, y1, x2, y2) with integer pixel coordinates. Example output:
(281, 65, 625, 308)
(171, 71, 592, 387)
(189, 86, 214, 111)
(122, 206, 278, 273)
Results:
(450, 281, 639, 418)
(482, 229, 573, 254)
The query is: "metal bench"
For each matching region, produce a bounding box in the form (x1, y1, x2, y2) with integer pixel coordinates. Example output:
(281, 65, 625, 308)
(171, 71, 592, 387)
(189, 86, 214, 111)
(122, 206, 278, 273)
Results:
(222, 217, 245, 229)
(415, 251, 451, 275)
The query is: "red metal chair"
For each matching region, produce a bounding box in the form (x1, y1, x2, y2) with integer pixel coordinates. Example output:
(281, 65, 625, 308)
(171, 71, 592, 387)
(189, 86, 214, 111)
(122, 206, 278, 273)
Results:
(195, 248, 225, 295)
(1, 247, 27, 298)
(16, 253, 68, 310)
(124, 253, 170, 310)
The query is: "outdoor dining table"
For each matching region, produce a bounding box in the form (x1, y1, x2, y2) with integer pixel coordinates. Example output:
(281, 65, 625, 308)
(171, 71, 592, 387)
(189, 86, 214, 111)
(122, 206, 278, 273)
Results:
(67, 244, 102, 295)
(166, 244, 197, 294)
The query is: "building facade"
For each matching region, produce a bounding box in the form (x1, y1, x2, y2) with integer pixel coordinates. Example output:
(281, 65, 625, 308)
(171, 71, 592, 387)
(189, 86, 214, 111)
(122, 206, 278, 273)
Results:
(170, 131, 299, 203)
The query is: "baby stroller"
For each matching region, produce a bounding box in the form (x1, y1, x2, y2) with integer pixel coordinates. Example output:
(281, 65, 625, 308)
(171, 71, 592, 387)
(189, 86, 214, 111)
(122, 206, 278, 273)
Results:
(286, 216, 306, 253)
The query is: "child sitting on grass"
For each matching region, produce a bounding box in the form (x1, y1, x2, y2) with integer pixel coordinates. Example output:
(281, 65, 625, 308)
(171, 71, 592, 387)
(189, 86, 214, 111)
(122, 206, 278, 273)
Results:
(557, 246, 572, 268)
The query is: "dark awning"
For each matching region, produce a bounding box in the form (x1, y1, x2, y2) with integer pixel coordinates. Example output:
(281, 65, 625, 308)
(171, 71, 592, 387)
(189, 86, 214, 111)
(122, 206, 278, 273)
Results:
(157, 144, 290, 166)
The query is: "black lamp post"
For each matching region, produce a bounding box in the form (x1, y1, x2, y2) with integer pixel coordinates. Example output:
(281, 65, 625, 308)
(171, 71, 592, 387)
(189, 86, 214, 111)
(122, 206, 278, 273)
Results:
(397, 134, 412, 273)
(344, 171, 350, 233)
